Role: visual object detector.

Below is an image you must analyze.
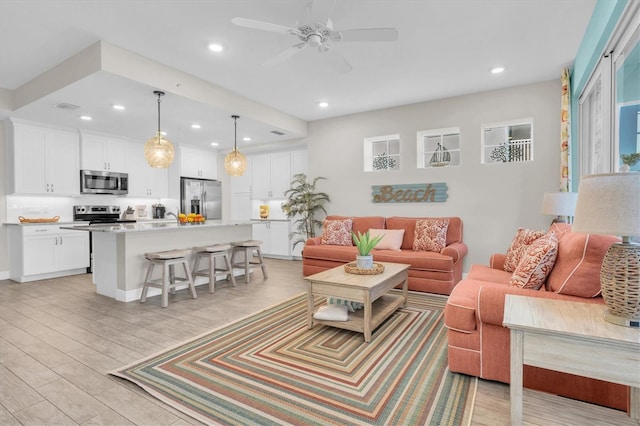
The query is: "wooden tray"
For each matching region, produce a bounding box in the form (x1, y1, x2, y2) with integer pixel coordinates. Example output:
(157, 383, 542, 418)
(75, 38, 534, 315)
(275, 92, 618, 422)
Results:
(18, 216, 60, 223)
(344, 262, 385, 275)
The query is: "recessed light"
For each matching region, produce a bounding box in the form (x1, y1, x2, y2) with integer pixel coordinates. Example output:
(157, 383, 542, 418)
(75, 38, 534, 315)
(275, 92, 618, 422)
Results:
(80, 115, 92, 121)
(491, 66, 505, 74)
(208, 43, 223, 52)
(243, 137, 251, 142)
(191, 123, 201, 129)
(112, 104, 125, 111)
(318, 101, 329, 108)
(210, 142, 219, 147)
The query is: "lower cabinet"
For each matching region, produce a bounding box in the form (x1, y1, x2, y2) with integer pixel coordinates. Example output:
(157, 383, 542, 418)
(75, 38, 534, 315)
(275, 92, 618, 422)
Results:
(252, 221, 291, 258)
(9, 225, 90, 282)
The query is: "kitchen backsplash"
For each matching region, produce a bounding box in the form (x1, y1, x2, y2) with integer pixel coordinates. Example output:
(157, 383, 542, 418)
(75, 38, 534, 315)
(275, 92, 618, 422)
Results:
(6, 195, 179, 223)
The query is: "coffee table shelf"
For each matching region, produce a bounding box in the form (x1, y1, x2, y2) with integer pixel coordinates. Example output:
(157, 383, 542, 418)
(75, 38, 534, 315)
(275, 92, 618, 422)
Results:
(304, 262, 410, 342)
(313, 293, 405, 334)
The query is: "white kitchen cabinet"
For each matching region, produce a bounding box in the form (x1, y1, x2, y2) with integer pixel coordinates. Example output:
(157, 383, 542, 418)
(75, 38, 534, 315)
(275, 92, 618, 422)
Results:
(180, 146, 217, 179)
(126, 143, 168, 197)
(290, 149, 308, 177)
(252, 221, 291, 258)
(9, 225, 90, 282)
(229, 157, 253, 194)
(251, 152, 291, 199)
(80, 132, 128, 172)
(8, 120, 80, 195)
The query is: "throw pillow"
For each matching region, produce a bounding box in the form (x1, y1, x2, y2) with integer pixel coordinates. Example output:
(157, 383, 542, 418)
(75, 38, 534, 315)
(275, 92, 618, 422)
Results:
(321, 219, 353, 246)
(313, 304, 349, 321)
(368, 228, 405, 251)
(509, 233, 559, 290)
(504, 228, 546, 272)
(546, 232, 619, 297)
(413, 218, 450, 252)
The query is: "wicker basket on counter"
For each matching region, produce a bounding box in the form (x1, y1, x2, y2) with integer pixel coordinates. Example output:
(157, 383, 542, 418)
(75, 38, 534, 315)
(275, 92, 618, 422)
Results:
(18, 216, 60, 223)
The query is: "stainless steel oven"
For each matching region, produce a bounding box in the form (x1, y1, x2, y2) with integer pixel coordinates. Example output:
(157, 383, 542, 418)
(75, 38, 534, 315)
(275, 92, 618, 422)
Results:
(80, 170, 128, 195)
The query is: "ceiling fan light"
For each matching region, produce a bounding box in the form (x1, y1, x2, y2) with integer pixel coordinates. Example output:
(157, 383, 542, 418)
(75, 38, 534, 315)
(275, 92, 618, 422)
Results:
(145, 132, 175, 168)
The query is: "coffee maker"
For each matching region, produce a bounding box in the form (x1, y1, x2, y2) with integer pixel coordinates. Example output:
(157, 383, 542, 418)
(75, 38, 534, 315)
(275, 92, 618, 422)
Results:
(152, 204, 166, 219)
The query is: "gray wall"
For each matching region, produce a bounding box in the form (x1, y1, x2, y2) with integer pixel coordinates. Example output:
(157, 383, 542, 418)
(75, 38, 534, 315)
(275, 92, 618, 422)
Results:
(306, 80, 561, 270)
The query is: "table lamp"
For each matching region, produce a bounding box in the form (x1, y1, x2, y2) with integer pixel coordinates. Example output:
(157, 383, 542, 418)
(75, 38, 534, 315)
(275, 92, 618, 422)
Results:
(572, 172, 640, 327)
(541, 192, 578, 224)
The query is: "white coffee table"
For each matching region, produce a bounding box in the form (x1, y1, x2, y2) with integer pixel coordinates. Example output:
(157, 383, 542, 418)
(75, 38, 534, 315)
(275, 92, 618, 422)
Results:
(503, 295, 640, 425)
(304, 262, 410, 342)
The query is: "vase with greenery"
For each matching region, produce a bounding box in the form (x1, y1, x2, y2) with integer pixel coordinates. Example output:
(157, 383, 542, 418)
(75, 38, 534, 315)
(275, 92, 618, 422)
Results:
(281, 173, 331, 250)
(352, 230, 384, 269)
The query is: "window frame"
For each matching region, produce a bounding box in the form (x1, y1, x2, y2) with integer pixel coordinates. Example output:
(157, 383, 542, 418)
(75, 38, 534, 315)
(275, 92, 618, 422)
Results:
(416, 127, 461, 168)
(363, 133, 400, 172)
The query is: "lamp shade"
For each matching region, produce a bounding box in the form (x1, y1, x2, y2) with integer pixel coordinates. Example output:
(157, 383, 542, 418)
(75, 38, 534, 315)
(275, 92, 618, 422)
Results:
(541, 192, 578, 216)
(572, 172, 640, 238)
(144, 132, 175, 168)
(224, 149, 247, 176)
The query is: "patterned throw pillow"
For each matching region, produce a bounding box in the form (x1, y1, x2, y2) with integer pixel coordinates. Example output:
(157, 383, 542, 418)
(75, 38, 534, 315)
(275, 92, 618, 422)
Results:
(503, 228, 546, 272)
(509, 232, 559, 290)
(321, 219, 353, 246)
(413, 218, 450, 252)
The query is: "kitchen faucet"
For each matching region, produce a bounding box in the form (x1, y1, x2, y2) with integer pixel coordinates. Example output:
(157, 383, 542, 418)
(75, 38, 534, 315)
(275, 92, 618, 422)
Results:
(166, 211, 178, 223)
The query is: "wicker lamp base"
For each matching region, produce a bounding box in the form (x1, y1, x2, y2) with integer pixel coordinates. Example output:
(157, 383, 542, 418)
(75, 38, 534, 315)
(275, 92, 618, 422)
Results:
(600, 242, 640, 328)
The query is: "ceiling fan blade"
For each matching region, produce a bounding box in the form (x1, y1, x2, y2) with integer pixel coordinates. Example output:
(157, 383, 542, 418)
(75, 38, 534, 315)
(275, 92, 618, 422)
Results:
(322, 48, 352, 74)
(263, 43, 308, 67)
(334, 28, 399, 42)
(232, 17, 300, 36)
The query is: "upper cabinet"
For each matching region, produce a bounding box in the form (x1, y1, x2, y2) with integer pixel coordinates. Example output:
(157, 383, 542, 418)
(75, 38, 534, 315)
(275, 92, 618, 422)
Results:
(80, 132, 128, 172)
(252, 152, 291, 199)
(229, 157, 253, 194)
(7, 120, 80, 195)
(251, 150, 307, 200)
(126, 143, 168, 198)
(180, 146, 217, 180)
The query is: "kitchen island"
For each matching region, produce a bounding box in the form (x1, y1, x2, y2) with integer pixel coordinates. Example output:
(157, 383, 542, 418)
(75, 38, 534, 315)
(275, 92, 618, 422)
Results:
(62, 221, 252, 302)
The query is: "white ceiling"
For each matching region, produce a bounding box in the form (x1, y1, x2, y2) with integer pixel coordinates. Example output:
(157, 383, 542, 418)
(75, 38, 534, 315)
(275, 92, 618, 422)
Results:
(0, 0, 596, 151)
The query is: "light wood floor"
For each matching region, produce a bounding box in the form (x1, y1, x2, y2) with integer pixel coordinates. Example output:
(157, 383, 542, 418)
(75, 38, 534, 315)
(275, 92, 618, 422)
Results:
(0, 258, 637, 426)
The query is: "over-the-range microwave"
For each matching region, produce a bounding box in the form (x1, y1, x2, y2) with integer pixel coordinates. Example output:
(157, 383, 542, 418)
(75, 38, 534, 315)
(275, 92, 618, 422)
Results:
(80, 170, 128, 195)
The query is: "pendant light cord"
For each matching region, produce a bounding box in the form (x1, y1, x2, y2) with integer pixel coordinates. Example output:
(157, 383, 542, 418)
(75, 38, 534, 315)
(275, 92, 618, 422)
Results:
(232, 115, 239, 158)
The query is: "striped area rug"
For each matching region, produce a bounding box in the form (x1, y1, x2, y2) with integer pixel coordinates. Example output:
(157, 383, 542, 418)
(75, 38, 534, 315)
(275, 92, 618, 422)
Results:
(111, 291, 476, 425)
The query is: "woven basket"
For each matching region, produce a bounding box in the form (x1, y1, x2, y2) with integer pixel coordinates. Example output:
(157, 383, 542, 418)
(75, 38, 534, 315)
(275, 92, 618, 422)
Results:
(600, 243, 640, 319)
(344, 262, 385, 275)
(18, 216, 60, 223)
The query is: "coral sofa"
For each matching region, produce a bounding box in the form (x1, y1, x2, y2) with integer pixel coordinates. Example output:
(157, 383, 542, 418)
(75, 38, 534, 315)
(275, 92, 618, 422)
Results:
(302, 216, 467, 295)
(444, 223, 629, 411)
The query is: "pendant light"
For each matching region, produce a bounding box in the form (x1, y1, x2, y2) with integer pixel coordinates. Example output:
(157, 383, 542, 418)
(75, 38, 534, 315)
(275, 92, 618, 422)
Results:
(144, 90, 175, 168)
(224, 114, 247, 176)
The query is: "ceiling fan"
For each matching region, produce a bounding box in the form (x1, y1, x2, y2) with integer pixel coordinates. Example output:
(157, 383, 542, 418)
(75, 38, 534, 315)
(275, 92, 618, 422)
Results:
(231, 1, 399, 73)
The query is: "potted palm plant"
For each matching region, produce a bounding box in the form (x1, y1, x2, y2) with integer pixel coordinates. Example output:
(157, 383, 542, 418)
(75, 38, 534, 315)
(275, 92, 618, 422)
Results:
(352, 230, 384, 269)
(282, 173, 331, 251)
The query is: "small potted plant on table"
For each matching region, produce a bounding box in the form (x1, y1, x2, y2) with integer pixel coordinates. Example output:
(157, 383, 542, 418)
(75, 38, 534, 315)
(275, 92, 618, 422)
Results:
(352, 230, 384, 269)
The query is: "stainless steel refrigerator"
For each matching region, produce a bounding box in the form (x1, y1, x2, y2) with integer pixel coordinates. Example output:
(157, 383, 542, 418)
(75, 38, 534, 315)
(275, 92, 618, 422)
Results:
(180, 177, 222, 220)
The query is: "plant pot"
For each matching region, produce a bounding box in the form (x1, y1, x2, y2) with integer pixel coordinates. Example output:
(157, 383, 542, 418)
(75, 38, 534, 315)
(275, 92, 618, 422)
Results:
(356, 255, 374, 269)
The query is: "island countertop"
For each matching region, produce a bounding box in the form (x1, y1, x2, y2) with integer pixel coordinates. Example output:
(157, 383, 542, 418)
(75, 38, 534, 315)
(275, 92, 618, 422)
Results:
(73, 220, 253, 302)
(60, 220, 253, 233)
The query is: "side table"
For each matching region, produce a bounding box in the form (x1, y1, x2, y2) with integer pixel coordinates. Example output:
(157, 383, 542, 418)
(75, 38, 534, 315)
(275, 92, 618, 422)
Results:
(503, 295, 640, 425)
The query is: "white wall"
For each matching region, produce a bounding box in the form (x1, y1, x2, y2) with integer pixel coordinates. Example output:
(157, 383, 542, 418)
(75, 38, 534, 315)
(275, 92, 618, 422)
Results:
(306, 80, 561, 271)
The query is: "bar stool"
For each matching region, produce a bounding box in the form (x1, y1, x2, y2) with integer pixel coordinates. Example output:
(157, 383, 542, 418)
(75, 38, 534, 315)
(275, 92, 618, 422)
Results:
(230, 240, 268, 284)
(192, 244, 236, 293)
(140, 249, 196, 308)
